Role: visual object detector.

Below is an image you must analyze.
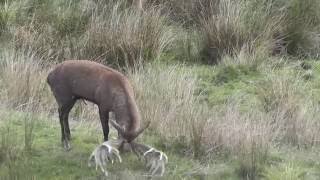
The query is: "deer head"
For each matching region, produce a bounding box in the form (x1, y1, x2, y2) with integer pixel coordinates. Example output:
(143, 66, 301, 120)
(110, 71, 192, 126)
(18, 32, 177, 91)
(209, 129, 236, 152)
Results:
(89, 120, 167, 177)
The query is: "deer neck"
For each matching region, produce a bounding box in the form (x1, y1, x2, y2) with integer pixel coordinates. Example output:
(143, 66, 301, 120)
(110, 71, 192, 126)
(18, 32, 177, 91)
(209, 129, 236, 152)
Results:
(113, 93, 140, 134)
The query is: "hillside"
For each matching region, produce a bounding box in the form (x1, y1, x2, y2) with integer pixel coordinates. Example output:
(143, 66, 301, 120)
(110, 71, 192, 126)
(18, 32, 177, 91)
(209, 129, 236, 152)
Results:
(0, 0, 320, 179)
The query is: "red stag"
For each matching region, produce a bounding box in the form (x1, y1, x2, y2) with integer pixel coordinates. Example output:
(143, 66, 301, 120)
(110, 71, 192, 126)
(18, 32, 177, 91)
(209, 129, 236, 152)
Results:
(47, 60, 150, 150)
(47, 60, 167, 176)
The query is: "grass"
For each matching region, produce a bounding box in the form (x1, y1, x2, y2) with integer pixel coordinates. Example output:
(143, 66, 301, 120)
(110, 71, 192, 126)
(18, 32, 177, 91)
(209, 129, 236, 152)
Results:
(0, 110, 230, 180)
(1, 109, 320, 179)
(1, 53, 320, 179)
(1, 51, 320, 179)
(0, 0, 319, 179)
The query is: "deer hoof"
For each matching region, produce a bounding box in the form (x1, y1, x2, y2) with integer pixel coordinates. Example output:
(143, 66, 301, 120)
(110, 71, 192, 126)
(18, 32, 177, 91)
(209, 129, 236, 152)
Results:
(63, 140, 71, 151)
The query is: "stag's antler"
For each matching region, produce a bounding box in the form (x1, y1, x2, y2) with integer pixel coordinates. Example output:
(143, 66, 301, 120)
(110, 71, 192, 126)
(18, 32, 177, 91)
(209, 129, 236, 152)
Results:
(130, 142, 168, 176)
(88, 140, 123, 176)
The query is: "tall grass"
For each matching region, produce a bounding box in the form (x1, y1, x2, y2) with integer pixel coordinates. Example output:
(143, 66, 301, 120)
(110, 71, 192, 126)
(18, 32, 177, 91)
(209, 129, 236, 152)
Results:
(1, 49, 318, 154)
(84, 1, 175, 66)
(10, 0, 176, 66)
(256, 69, 320, 147)
(199, 0, 284, 64)
(283, 0, 320, 57)
(1, 0, 319, 64)
(0, 111, 34, 179)
(129, 65, 268, 158)
(0, 0, 319, 178)
(263, 162, 306, 180)
(128, 64, 209, 156)
(0, 50, 53, 110)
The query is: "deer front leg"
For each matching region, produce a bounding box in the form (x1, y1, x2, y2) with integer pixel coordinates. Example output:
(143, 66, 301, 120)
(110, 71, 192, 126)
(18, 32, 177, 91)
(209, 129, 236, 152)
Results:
(99, 108, 110, 142)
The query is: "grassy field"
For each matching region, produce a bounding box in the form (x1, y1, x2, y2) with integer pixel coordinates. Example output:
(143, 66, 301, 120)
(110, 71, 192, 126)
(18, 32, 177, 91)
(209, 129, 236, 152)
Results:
(1, 61, 320, 179)
(1, 89, 320, 180)
(0, 0, 320, 179)
(0, 110, 229, 180)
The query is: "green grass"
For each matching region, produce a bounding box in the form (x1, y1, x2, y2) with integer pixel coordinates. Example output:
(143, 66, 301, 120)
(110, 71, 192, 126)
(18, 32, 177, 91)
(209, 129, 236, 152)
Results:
(0, 110, 228, 180)
(193, 64, 261, 108)
(1, 61, 320, 179)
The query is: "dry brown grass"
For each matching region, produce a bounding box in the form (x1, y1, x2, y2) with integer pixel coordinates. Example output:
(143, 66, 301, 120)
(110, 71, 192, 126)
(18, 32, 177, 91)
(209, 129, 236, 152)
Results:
(127, 64, 272, 159)
(84, 2, 175, 67)
(256, 69, 320, 147)
(12, 0, 176, 67)
(199, 0, 284, 64)
(0, 50, 53, 111)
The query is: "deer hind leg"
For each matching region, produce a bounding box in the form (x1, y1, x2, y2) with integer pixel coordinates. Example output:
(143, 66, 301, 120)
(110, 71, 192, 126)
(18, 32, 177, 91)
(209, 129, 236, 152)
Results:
(98, 108, 110, 142)
(57, 97, 76, 151)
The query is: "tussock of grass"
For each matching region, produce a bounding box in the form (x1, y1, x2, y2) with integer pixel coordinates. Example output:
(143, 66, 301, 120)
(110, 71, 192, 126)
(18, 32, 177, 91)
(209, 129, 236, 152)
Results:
(199, 0, 284, 64)
(0, 50, 53, 110)
(84, 2, 175, 66)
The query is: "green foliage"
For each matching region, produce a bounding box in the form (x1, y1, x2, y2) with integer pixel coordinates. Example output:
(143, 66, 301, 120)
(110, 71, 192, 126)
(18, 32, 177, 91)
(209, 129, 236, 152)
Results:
(215, 64, 258, 85)
(52, 5, 90, 37)
(0, 1, 19, 36)
(194, 64, 260, 106)
(263, 162, 306, 180)
(171, 29, 202, 63)
(0, 4, 9, 35)
(284, 0, 320, 57)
